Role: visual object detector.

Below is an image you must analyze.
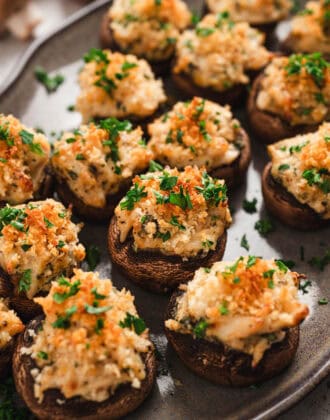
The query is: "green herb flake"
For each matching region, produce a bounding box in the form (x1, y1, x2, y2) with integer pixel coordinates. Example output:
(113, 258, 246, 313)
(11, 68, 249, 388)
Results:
(219, 301, 229, 315)
(242, 197, 257, 213)
(86, 244, 101, 271)
(20, 129, 44, 155)
(120, 183, 147, 210)
(37, 351, 48, 360)
(149, 160, 164, 172)
(318, 298, 328, 305)
(53, 280, 81, 304)
(44, 217, 54, 228)
(240, 234, 250, 251)
(85, 304, 112, 314)
(170, 215, 186, 230)
(193, 318, 208, 338)
(21, 243, 32, 252)
(95, 318, 105, 335)
(35, 66, 64, 93)
(255, 219, 275, 236)
(278, 164, 290, 171)
(275, 260, 289, 273)
(159, 172, 178, 190)
(119, 312, 146, 335)
(91, 287, 107, 300)
(18, 269, 32, 293)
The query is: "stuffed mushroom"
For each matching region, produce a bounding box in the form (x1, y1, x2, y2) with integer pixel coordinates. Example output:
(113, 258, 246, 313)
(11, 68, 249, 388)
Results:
(172, 13, 271, 105)
(75, 48, 166, 123)
(13, 269, 156, 419)
(147, 97, 251, 188)
(100, 0, 192, 74)
(247, 53, 330, 144)
(262, 123, 330, 229)
(0, 298, 24, 379)
(165, 256, 309, 386)
(51, 118, 153, 222)
(0, 113, 52, 205)
(0, 199, 85, 321)
(108, 166, 231, 293)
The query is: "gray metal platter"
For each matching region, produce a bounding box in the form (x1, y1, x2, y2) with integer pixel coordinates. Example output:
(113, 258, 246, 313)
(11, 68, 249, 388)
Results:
(0, 0, 329, 418)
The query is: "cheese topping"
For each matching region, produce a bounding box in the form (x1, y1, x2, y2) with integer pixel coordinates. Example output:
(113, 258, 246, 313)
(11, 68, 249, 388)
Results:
(26, 270, 152, 403)
(0, 298, 24, 349)
(268, 123, 330, 219)
(52, 119, 153, 208)
(76, 49, 166, 122)
(289, 1, 330, 55)
(206, 0, 290, 24)
(0, 199, 85, 299)
(165, 257, 309, 366)
(115, 166, 231, 258)
(108, 0, 191, 61)
(174, 13, 271, 91)
(0, 114, 51, 205)
(148, 97, 242, 170)
(256, 54, 330, 126)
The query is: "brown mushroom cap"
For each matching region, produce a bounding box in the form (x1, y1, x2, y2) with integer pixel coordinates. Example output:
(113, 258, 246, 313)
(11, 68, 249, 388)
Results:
(0, 339, 15, 379)
(210, 128, 251, 189)
(13, 317, 156, 420)
(247, 73, 320, 144)
(108, 216, 228, 293)
(165, 290, 300, 386)
(262, 162, 328, 230)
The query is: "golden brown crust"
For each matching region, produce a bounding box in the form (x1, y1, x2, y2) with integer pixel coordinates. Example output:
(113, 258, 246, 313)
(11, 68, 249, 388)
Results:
(165, 290, 300, 386)
(108, 216, 227, 293)
(99, 12, 172, 76)
(210, 128, 251, 189)
(262, 162, 328, 230)
(247, 73, 320, 144)
(13, 317, 156, 420)
(0, 339, 15, 379)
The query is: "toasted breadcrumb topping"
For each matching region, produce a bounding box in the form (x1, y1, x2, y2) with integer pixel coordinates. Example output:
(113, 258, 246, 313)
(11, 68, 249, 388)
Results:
(108, 0, 191, 61)
(0, 199, 85, 299)
(289, 1, 330, 55)
(0, 298, 24, 348)
(148, 97, 242, 170)
(174, 13, 271, 91)
(115, 166, 231, 258)
(52, 120, 153, 208)
(268, 123, 330, 219)
(0, 114, 50, 204)
(206, 0, 290, 24)
(256, 54, 330, 126)
(76, 49, 166, 122)
(165, 257, 309, 366)
(26, 270, 152, 402)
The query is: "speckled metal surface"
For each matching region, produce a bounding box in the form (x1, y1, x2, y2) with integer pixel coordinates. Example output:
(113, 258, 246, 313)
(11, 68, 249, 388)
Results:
(0, 0, 329, 418)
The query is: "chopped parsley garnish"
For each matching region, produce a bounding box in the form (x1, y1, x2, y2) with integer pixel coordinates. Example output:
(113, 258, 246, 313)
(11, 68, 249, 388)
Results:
(20, 129, 44, 155)
(86, 244, 101, 271)
(154, 230, 171, 242)
(299, 279, 312, 294)
(195, 171, 227, 206)
(198, 120, 212, 142)
(193, 99, 205, 119)
(67, 104, 75, 112)
(0, 206, 28, 234)
(21, 243, 32, 252)
(18, 269, 32, 293)
(0, 157, 7, 163)
(37, 351, 48, 360)
(170, 215, 186, 230)
(233, 276, 240, 284)
(0, 123, 14, 147)
(121, 61, 138, 71)
(66, 137, 76, 143)
(85, 304, 112, 314)
(57, 240, 66, 249)
(95, 318, 105, 335)
(278, 164, 290, 171)
(75, 153, 85, 161)
(254, 219, 275, 236)
(267, 279, 275, 289)
(52, 305, 77, 329)
(120, 183, 147, 210)
(168, 186, 193, 210)
(302, 168, 330, 194)
(263, 269, 275, 279)
(223, 256, 243, 276)
(202, 239, 214, 248)
(215, 11, 234, 28)
(44, 217, 54, 228)
(242, 197, 257, 213)
(219, 301, 229, 315)
(318, 298, 328, 305)
(91, 287, 106, 300)
(204, 267, 211, 273)
(99, 118, 131, 165)
(193, 318, 208, 338)
(149, 160, 163, 172)
(83, 48, 109, 64)
(159, 172, 178, 190)
(191, 12, 200, 26)
(246, 255, 257, 268)
(240, 234, 250, 251)
(285, 53, 329, 87)
(34, 66, 64, 93)
(308, 249, 330, 271)
(196, 27, 215, 37)
(275, 260, 289, 273)
(119, 312, 146, 335)
(289, 141, 309, 154)
(53, 279, 81, 303)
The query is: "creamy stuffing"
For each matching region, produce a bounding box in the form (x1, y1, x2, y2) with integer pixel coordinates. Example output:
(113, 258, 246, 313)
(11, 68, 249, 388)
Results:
(256, 54, 330, 126)
(0, 199, 85, 299)
(108, 0, 191, 61)
(0, 298, 24, 349)
(52, 119, 153, 208)
(115, 166, 232, 258)
(206, 0, 291, 24)
(148, 97, 243, 170)
(0, 114, 50, 205)
(165, 257, 309, 366)
(268, 123, 330, 219)
(76, 48, 166, 122)
(288, 1, 330, 55)
(25, 270, 152, 402)
(174, 13, 271, 91)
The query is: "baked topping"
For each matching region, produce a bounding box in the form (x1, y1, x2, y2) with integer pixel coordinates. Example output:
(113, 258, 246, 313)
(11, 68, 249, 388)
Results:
(115, 166, 231, 258)
(0, 298, 24, 348)
(206, 0, 290, 24)
(173, 13, 271, 91)
(268, 123, 330, 219)
(76, 48, 166, 122)
(108, 0, 191, 61)
(52, 119, 153, 208)
(25, 270, 152, 402)
(0, 114, 50, 205)
(289, 1, 330, 54)
(148, 97, 242, 170)
(256, 54, 330, 126)
(165, 257, 309, 366)
(0, 199, 85, 299)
